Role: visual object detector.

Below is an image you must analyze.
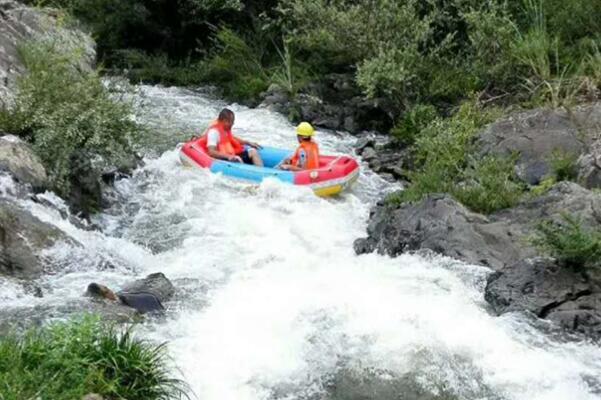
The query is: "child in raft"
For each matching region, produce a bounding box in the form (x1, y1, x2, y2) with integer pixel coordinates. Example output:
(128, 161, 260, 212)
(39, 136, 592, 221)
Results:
(279, 122, 320, 171)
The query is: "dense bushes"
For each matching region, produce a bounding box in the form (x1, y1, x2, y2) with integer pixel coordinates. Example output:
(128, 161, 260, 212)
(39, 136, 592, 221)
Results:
(30, 0, 599, 110)
(0, 316, 188, 400)
(0, 39, 142, 197)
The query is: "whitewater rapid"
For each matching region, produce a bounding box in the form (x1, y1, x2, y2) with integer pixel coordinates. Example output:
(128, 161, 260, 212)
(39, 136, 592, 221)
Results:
(2, 85, 601, 400)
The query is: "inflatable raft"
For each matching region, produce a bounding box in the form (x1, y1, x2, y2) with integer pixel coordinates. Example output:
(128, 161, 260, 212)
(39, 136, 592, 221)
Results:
(179, 138, 360, 196)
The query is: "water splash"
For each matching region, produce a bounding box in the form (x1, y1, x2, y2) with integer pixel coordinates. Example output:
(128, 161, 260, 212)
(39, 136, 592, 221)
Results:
(1, 84, 599, 400)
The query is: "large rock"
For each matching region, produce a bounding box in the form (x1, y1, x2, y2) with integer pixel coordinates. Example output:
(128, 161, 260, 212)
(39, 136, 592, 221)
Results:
(485, 257, 601, 339)
(478, 103, 601, 187)
(0, 134, 47, 190)
(0, 198, 73, 278)
(355, 182, 601, 271)
(354, 194, 535, 270)
(0, 0, 95, 103)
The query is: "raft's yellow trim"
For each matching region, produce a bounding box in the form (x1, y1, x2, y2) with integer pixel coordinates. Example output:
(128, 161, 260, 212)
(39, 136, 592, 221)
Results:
(314, 185, 343, 196)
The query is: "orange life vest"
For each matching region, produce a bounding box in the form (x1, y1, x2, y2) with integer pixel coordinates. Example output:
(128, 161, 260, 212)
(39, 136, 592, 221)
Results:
(291, 140, 320, 169)
(197, 121, 243, 156)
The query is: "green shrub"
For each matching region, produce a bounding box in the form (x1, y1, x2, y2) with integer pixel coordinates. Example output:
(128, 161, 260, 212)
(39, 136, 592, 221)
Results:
(0, 39, 141, 197)
(391, 104, 438, 145)
(532, 213, 601, 269)
(390, 101, 523, 213)
(529, 176, 557, 196)
(0, 316, 188, 400)
(452, 155, 524, 214)
(549, 149, 578, 182)
(202, 27, 270, 103)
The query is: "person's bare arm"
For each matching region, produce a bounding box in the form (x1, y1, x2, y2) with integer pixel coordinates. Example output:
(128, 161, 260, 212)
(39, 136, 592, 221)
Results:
(235, 136, 262, 149)
(208, 146, 242, 162)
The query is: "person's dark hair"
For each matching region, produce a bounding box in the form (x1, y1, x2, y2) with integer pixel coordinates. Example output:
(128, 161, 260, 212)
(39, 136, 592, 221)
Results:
(218, 108, 235, 122)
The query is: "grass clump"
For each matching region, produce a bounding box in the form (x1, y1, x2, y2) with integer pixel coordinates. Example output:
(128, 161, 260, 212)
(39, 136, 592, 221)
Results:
(549, 149, 578, 182)
(531, 213, 601, 269)
(0, 39, 142, 197)
(0, 316, 188, 400)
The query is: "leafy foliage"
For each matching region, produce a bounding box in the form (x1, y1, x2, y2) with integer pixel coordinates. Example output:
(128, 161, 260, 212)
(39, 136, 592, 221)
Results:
(532, 213, 601, 269)
(390, 104, 438, 146)
(0, 316, 189, 400)
(0, 40, 141, 197)
(388, 101, 523, 213)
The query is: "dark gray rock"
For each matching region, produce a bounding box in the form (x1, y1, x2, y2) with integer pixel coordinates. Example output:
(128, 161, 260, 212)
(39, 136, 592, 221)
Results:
(0, 135, 47, 190)
(577, 140, 601, 189)
(0, 198, 75, 278)
(354, 194, 534, 270)
(259, 73, 395, 134)
(0, 0, 95, 103)
(485, 257, 601, 339)
(478, 103, 601, 186)
(355, 182, 600, 271)
(119, 272, 175, 303)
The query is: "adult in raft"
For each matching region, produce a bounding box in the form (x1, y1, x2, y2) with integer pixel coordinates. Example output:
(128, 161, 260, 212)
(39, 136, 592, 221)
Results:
(200, 108, 264, 166)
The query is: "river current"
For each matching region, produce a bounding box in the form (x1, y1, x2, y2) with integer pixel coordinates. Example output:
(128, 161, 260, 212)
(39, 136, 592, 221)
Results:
(1, 84, 601, 400)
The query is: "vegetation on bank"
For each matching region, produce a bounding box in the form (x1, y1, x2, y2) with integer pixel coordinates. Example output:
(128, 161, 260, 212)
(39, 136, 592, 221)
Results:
(18, 0, 597, 216)
(0, 316, 188, 400)
(0, 39, 142, 198)
(386, 101, 525, 214)
(532, 214, 601, 270)
(28, 0, 600, 107)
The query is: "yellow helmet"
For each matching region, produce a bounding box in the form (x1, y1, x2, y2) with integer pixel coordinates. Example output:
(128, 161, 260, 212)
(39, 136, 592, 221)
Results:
(296, 122, 315, 137)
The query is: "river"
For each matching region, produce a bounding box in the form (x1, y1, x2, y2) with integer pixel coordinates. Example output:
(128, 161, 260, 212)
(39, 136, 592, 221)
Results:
(2, 84, 601, 400)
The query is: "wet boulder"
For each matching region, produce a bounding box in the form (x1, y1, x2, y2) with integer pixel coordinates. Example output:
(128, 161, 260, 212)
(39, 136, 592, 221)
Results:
(0, 198, 74, 278)
(477, 103, 601, 186)
(119, 272, 175, 302)
(485, 257, 601, 339)
(355, 182, 600, 271)
(354, 194, 534, 270)
(0, 135, 47, 190)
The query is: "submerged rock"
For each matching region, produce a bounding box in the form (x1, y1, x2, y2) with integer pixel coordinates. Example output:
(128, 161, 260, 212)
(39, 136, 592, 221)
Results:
(0, 198, 75, 278)
(86, 272, 175, 314)
(485, 257, 601, 339)
(0, 134, 47, 190)
(478, 103, 601, 187)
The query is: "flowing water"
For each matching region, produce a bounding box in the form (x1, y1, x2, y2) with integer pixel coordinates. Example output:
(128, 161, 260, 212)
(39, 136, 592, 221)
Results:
(2, 84, 601, 400)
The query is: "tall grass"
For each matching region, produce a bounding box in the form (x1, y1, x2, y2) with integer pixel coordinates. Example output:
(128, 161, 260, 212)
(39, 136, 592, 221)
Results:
(511, 0, 600, 106)
(0, 316, 189, 400)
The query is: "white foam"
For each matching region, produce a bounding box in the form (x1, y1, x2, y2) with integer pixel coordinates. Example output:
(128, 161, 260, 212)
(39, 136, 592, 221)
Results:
(2, 84, 599, 400)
